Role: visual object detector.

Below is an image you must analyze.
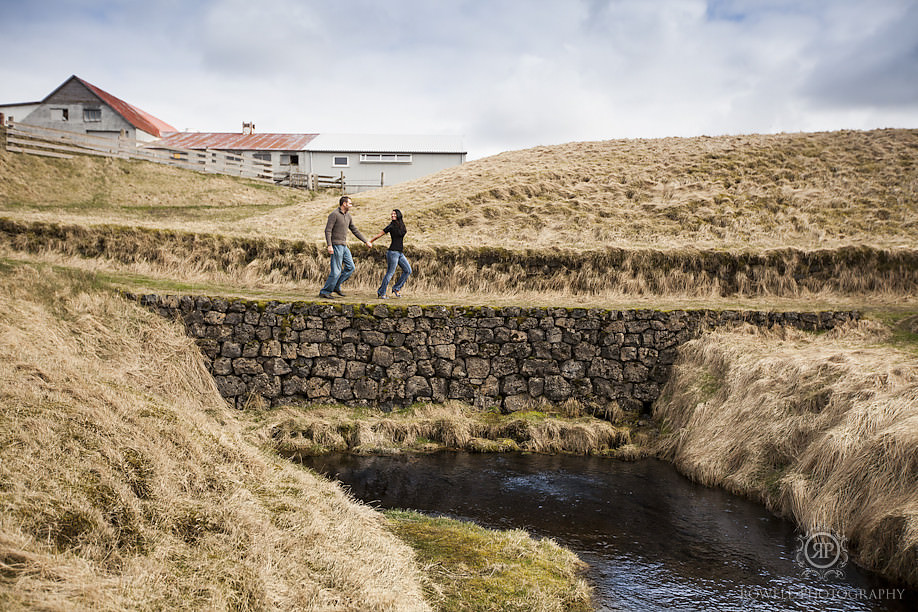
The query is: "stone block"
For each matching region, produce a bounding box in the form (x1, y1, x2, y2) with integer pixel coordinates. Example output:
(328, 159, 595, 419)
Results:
(212, 357, 233, 376)
(214, 375, 246, 397)
(298, 342, 320, 358)
(466, 356, 490, 378)
(314, 356, 346, 378)
(501, 374, 528, 396)
(426, 378, 445, 401)
(234, 324, 255, 344)
(282, 376, 305, 395)
(544, 375, 573, 401)
(387, 362, 414, 380)
(260, 340, 282, 357)
(305, 377, 331, 399)
(623, 362, 649, 382)
(560, 359, 586, 380)
(429, 328, 455, 344)
(233, 358, 264, 375)
(406, 376, 432, 398)
(528, 377, 544, 397)
(250, 373, 281, 398)
(264, 357, 292, 376)
(361, 330, 386, 346)
(338, 343, 357, 360)
(353, 377, 379, 400)
(499, 342, 531, 359)
(431, 344, 456, 360)
(520, 358, 559, 376)
(503, 394, 531, 412)
(385, 332, 406, 347)
(372, 346, 394, 367)
(331, 378, 353, 401)
(588, 358, 623, 381)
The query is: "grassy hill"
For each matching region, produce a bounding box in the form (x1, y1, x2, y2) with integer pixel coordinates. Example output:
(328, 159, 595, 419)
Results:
(2, 128, 917, 251)
(273, 128, 918, 251)
(2, 128, 918, 312)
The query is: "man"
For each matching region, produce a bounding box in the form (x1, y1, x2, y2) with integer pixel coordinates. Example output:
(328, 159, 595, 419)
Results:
(319, 195, 372, 298)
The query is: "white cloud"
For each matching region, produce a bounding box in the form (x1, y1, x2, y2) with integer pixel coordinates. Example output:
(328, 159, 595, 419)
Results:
(1, 0, 915, 159)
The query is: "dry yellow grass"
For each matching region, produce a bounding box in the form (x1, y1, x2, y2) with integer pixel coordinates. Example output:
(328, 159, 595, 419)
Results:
(2, 128, 917, 251)
(256, 128, 918, 251)
(3, 219, 917, 314)
(0, 264, 431, 611)
(259, 402, 637, 459)
(3, 128, 916, 309)
(0, 263, 592, 611)
(654, 322, 918, 587)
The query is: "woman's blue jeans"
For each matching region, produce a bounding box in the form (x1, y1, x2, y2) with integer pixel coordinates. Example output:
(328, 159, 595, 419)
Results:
(378, 250, 411, 296)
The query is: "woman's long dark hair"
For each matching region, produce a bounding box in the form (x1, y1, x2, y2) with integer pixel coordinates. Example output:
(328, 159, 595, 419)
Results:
(393, 209, 407, 233)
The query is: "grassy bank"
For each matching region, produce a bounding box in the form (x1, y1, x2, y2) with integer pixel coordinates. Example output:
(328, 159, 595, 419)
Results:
(653, 322, 918, 588)
(0, 264, 591, 611)
(257, 402, 650, 460)
(2, 218, 917, 306)
(387, 511, 592, 612)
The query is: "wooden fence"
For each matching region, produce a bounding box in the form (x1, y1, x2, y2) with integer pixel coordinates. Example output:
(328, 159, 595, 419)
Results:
(279, 171, 346, 190)
(2, 122, 274, 182)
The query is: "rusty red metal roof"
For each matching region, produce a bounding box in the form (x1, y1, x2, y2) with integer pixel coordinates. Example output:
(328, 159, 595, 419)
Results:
(153, 132, 318, 150)
(68, 76, 177, 137)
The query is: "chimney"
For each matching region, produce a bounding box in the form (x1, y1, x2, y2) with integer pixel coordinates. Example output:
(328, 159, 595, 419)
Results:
(242, 121, 254, 135)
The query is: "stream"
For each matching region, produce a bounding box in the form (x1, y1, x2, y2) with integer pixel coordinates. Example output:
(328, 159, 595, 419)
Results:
(301, 452, 916, 611)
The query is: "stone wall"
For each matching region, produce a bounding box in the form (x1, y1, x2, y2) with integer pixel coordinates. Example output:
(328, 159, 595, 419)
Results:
(134, 294, 859, 415)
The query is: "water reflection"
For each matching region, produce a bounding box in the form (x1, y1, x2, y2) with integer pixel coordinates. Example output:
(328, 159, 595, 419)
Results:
(302, 452, 916, 612)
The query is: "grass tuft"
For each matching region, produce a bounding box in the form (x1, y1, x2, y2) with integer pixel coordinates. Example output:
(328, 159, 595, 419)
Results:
(386, 510, 593, 612)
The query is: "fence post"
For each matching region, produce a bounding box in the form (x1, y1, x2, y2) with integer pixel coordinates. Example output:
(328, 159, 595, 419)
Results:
(380, 171, 384, 187)
(340, 170, 345, 192)
(0, 114, 6, 151)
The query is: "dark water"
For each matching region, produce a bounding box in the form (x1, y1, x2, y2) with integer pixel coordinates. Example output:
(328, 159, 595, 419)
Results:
(301, 452, 916, 612)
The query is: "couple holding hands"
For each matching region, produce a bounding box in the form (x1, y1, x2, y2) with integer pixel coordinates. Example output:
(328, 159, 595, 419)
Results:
(318, 195, 411, 300)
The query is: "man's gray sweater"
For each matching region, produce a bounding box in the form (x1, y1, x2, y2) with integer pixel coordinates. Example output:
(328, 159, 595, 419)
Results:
(325, 208, 368, 246)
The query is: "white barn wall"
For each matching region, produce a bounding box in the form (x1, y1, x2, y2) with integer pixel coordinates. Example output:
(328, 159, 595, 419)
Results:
(0, 103, 40, 124)
(307, 151, 466, 193)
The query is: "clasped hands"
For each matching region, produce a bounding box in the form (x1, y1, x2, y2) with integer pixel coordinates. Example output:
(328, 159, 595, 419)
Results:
(326, 242, 374, 254)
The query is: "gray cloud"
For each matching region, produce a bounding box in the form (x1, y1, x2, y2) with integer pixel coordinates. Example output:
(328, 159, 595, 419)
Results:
(801, 2, 918, 107)
(0, 0, 916, 159)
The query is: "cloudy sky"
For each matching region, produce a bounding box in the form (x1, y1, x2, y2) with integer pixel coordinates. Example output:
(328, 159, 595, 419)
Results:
(1, 0, 916, 159)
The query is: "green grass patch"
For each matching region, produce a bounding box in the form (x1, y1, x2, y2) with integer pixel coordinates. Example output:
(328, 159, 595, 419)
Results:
(386, 510, 592, 612)
(886, 314, 918, 354)
(694, 369, 724, 401)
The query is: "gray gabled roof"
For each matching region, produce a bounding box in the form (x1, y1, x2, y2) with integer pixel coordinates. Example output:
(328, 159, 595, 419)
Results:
(306, 133, 465, 154)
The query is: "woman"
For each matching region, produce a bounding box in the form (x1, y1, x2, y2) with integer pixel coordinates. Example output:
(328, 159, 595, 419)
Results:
(369, 209, 412, 298)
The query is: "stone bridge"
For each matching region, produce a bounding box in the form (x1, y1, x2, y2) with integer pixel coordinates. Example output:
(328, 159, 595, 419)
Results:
(135, 294, 859, 416)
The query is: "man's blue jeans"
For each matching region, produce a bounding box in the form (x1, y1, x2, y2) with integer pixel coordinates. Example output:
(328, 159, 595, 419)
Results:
(321, 244, 354, 294)
(378, 250, 411, 296)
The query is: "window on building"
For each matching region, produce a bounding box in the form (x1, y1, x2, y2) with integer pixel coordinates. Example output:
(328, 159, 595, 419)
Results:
(51, 108, 69, 121)
(332, 155, 349, 167)
(253, 152, 272, 162)
(360, 153, 412, 163)
(281, 154, 300, 165)
(83, 107, 102, 122)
